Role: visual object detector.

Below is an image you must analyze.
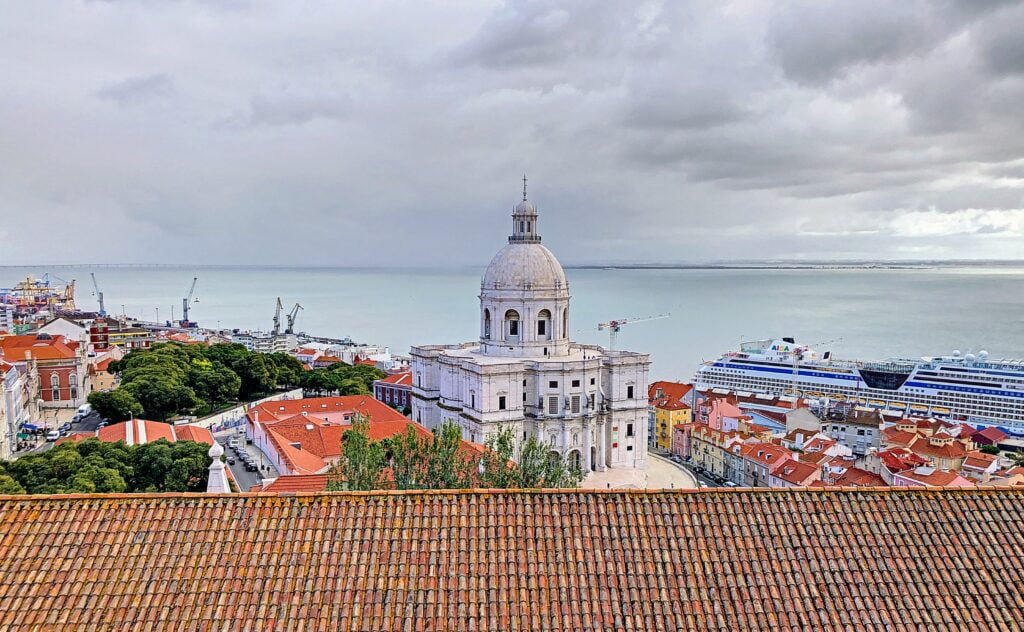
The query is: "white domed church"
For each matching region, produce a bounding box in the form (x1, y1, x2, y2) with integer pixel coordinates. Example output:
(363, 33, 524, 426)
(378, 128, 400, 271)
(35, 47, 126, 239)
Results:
(410, 182, 650, 472)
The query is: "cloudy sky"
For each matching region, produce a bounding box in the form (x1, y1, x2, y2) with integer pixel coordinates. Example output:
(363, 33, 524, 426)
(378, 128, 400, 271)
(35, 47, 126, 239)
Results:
(2, 0, 1024, 265)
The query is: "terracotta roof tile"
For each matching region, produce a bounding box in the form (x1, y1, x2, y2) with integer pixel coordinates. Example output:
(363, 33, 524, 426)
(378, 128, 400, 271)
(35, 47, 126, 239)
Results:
(0, 488, 1023, 630)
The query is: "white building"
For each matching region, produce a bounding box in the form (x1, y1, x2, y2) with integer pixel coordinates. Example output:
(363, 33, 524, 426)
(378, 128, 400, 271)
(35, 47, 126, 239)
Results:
(411, 184, 650, 472)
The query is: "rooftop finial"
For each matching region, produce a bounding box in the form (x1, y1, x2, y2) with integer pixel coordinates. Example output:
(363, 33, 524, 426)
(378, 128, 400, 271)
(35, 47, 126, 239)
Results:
(522, 174, 528, 201)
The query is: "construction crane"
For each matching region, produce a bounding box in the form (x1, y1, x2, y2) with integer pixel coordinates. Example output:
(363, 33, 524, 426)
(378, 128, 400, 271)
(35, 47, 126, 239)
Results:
(272, 297, 284, 336)
(285, 303, 303, 334)
(89, 273, 106, 317)
(597, 314, 670, 350)
(181, 277, 198, 326)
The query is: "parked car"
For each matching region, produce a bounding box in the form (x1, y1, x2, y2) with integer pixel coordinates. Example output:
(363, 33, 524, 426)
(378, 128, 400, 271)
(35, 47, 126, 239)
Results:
(59, 423, 72, 433)
(45, 430, 61, 442)
(245, 463, 258, 472)
(670, 455, 682, 463)
(227, 458, 236, 466)
(724, 481, 738, 488)
(228, 439, 239, 449)
(97, 421, 110, 428)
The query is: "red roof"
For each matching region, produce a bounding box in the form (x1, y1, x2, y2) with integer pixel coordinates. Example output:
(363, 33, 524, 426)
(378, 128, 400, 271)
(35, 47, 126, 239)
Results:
(249, 395, 408, 425)
(740, 443, 793, 470)
(773, 458, 819, 485)
(973, 427, 1008, 443)
(3, 488, 1024, 630)
(907, 436, 968, 460)
(0, 334, 78, 361)
(253, 474, 330, 492)
(378, 371, 412, 386)
(963, 451, 999, 470)
(355, 357, 377, 367)
(95, 419, 213, 446)
(832, 467, 886, 487)
(897, 468, 973, 487)
(648, 381, 693, 408)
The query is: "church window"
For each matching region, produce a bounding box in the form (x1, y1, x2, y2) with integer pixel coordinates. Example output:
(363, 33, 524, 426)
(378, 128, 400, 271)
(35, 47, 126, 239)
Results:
(562, 308, 568, 336)
(548, 380, 558, 388)
(471, 392, 476, 409)
(498, 396, 506, 410)
(483, 309, 491, 339)
(505, 310, 520, 337)
(627, 385, 635, 399)
(572, 379, 580, 388)
(547, 395, 559, 415)
(627, 423, 634, 437)
(537, 309, 551, 339)
(523, 392, 526, 402)
(519, 221, 525, 233)
(571, 395, 581, 414)
(590, 377, 596, 385)
(527, 221, 531, 233)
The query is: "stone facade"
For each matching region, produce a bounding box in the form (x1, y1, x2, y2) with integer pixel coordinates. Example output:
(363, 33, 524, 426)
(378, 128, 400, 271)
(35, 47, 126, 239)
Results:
(411, 186, 650, 472)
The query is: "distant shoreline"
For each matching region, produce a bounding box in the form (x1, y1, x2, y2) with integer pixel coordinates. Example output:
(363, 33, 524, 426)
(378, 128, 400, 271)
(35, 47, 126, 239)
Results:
(1, 260, 1023, 271)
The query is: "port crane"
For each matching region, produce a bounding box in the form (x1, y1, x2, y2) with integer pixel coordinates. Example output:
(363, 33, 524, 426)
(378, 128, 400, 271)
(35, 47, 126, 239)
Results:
(285, 303, 303, 334)
(90, 273, 106, 317)
(597, 314, 670, 350)
(181, 277, 198, 326)
(272, 297, 284, 336)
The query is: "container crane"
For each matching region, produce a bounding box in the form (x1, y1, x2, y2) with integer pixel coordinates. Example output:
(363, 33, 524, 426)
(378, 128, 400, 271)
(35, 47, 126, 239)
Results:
(597, 314, 670, 350)
(89, 273, 106, 317)
(285, 303, 303, 334)
(272, 297, 284, 336)
(181, 277, 198, 327)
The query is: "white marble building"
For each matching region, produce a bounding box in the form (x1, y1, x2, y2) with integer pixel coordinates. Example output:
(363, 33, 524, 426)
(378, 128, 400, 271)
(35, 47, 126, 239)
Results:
(411, 184, 650, 472)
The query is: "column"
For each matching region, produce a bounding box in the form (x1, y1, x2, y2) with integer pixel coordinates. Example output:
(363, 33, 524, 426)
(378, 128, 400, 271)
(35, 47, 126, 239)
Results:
(583, 419, 593, 472)
(595, 418, 607, 471)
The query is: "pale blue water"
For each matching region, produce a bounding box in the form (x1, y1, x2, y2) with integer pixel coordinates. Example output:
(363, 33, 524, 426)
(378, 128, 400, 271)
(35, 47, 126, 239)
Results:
(3, 265, 1023, 380)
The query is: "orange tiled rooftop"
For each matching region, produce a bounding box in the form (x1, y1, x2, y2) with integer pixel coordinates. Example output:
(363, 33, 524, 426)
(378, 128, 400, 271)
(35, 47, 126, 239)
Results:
(2, 487, 1024, 630)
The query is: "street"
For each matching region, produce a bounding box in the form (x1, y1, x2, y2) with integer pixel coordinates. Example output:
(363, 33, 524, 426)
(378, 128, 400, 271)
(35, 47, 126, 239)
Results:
(17, 410, 103, 456)
(214, 428, 279, 491)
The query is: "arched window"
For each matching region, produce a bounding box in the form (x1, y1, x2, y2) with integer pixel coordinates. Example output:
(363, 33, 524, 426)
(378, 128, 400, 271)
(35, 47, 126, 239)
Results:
(483, 309, 491, 339)
(69, 374, 77, 387)
(505, 309, 520, 338)
(562, 308, 568, 338)
(537, 309, 551, 339)
(50, 374, 59, 387)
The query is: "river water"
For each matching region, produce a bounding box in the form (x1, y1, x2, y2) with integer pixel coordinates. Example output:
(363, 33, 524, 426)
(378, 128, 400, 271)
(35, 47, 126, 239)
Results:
(3, 264, 1023, 380)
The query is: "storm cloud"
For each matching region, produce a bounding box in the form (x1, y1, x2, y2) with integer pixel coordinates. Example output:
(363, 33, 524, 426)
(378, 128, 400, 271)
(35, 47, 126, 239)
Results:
(2, 0, 1023, 265)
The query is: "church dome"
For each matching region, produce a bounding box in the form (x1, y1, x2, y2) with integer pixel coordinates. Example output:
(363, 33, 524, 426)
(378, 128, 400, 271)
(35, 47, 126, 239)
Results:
(482, 242, 568, 291)
(515, 199, 536, 214)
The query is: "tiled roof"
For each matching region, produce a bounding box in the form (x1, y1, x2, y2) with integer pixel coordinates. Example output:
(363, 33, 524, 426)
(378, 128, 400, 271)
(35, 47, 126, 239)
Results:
(249, 395, 408, 425)
(378, 371, 412, 386)
(772, 458, 818, 485)
(832, 467, 887, 487)
(647, 381, 692, 408)
(908, 436, 968, 460)
(0, 334, 79, 361)
(94, 420, 213, 446)
(254, 474, 329, 492)
(974, 426, 1009, 443)
(963, 451, 999, 470)
(896, 468, 974, 487)
(1, 488, 1023, 630)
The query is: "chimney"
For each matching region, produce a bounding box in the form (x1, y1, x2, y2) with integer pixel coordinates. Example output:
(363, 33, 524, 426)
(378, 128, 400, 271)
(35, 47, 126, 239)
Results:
(206, 443, 231, 494)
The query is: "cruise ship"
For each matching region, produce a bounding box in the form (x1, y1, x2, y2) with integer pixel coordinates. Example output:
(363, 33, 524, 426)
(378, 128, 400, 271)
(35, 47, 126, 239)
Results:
(694, 338, 1024, 431)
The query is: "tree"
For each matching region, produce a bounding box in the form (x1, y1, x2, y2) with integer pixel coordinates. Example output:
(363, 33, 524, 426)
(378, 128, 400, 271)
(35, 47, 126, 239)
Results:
(480, 426, 584, 489)
(88, 389, 143, 423)
(980, 444, 1001, 455)
(0, 474, 25, 494)
(424, 421, 475, 489)
(231, 354, 276, 398)
(0, 438, 212, 495)
(385, 425, 431, 490)
(124, 376, 198, 421)
(328, 414, 386, 491)
(268, 353, 304, 389)
(188, 363, 241, 410)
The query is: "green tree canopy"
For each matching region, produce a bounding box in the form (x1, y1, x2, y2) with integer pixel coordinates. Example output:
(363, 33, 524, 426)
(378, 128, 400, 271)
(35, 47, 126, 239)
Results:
(0, 438, 214, 495)
(327, 420, 583, 491)
(87, 389, 143, 423)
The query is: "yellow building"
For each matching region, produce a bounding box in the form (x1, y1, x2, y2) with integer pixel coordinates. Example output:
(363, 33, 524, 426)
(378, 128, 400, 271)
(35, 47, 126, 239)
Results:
(648, 381, 694, 451)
